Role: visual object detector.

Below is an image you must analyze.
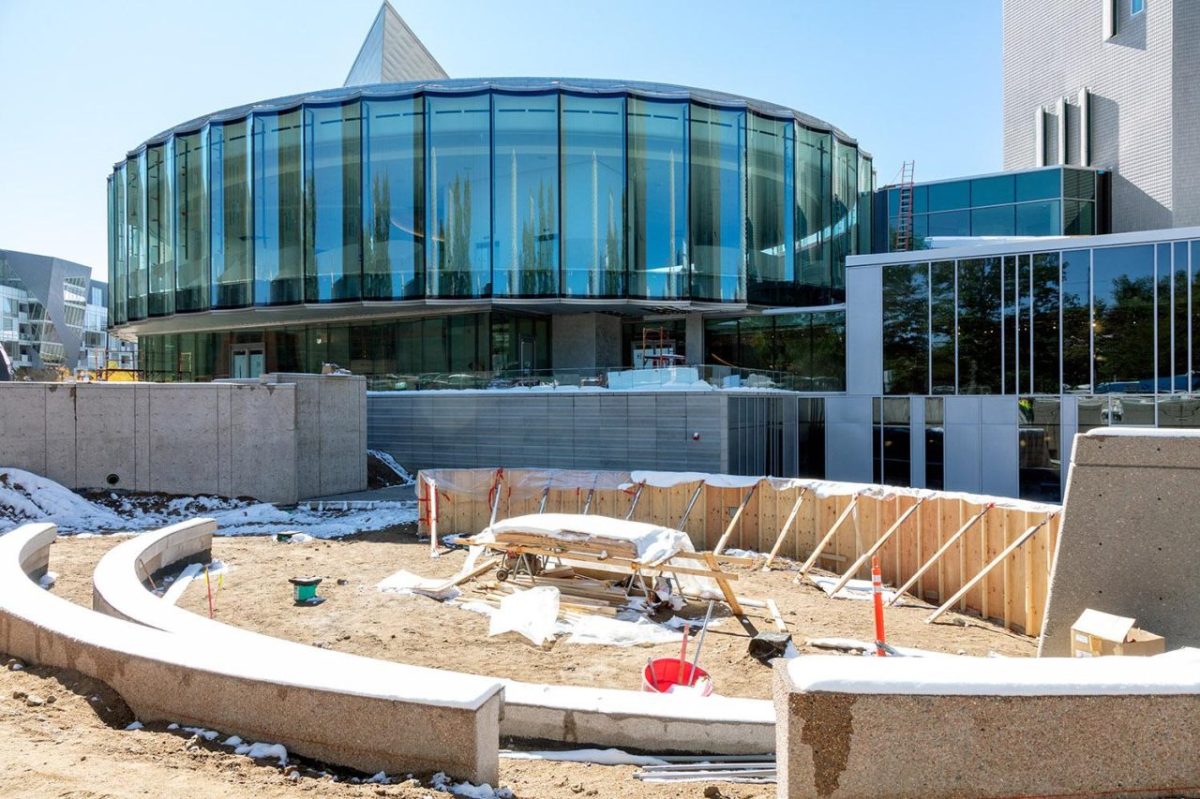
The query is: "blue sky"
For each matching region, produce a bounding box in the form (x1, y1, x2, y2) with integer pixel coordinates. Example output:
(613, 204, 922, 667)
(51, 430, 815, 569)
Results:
(0, 0, 1001, 275)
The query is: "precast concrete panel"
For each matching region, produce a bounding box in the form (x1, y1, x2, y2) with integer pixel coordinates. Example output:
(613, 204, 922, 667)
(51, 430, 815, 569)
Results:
(846, 265, 883, 396)
(944, 396, 983, 494)
(824, 396, 873, 482)
(980, 395, 1020, 498)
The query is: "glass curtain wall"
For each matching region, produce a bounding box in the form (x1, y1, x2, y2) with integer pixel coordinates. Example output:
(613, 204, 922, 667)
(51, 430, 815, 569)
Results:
(795, 127, 831, 301)
(112, 165, 127, 325)
(492, 93, 559, 297)
(746, 114, 793, 305)
(427, 94, 491, 298)
(126, 155, 147, 320)
(363, 96, 425, 299)
(209, 120, 253, 309)
(830, 138, 858, 294)
(305, 102, 362, 301)
(702, 311, 846, 391)
(627, 98, 688, 299)
(561, 94, 625, 297)
(174, 131, 209, 312)
(253, 111, 303, 305)
(146, 145, 174, 317)
(689, 104, 744, 302)
(881, 241, 1181, 397)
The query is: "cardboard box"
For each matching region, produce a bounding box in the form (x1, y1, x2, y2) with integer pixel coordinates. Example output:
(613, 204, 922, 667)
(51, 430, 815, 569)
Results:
(1071, 609, 1165, 657)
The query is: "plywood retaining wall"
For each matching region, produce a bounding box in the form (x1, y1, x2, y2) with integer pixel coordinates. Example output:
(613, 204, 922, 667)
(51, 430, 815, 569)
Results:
(417, 469, 1061, 638)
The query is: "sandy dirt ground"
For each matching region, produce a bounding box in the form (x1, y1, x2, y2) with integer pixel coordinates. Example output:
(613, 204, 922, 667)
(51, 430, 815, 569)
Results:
(0, 526, 1035, 799)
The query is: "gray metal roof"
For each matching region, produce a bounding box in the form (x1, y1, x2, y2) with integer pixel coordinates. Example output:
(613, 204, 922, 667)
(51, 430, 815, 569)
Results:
(344, 1, 449, 87)
(118, 77, 866, 165)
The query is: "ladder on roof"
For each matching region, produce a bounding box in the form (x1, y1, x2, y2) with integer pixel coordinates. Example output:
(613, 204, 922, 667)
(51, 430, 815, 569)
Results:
(894, 160, 916, 252)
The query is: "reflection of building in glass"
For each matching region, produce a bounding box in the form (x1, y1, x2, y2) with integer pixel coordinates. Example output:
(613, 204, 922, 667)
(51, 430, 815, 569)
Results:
(0, 249, 133, 376)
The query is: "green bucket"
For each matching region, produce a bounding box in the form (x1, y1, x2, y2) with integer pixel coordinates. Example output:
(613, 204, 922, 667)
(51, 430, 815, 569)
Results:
(289, 576, 322, 603)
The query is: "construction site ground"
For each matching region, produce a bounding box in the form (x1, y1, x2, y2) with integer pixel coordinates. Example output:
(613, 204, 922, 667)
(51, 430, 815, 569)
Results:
(2, 525, 1036, 798)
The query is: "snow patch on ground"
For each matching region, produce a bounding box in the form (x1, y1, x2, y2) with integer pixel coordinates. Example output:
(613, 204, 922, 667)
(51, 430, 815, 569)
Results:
(501, 747, 668, 766)
(0, 467, 416, 538)
(234, 741, 288, 766)
(430, 771, 513, 799)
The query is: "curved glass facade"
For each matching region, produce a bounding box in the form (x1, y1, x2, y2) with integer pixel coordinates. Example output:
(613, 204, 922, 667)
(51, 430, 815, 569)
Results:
(108, 80, 870, 325)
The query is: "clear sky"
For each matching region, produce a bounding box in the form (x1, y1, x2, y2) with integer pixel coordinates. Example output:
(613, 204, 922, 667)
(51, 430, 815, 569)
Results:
(0, 0, 1001, 276)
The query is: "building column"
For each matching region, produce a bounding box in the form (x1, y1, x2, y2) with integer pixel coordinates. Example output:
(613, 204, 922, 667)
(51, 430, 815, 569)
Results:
(685, 312, 704, 365)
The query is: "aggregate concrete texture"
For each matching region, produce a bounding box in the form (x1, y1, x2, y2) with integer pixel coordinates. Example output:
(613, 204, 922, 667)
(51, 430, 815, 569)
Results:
(774, 662, 1200, 799)
(1040, 428, 1200, 656)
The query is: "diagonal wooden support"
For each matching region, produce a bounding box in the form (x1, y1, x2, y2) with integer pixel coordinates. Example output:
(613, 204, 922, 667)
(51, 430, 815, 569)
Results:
(676, 482, 705, 530)
(762, 488, 808, 571)
(828, 497, 927, 597)
(712, 483, 758, 555)
(926, 512, 1058, 624)
(798, 494, 861, 575)
(624, 480, 646, 520)
(887, 502, 992, 607)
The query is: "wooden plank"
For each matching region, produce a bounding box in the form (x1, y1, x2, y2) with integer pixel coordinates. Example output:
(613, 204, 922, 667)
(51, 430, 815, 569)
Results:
(888, 503, 993, 607)
(961, 501, 984, 614)
(763, 489, 807, 570)
(799, 494, 860, 575)
(713, 484, 758, 554)
(829, 497, 926, 596)
(927, 513, 1058, 624)
(702, 552, 744, 615)
(766, 599, 787, 633)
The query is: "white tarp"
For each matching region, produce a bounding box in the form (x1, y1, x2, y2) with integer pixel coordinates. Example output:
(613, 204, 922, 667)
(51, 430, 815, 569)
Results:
(477, 513, 719, 597)
(488, 585, 560, 645)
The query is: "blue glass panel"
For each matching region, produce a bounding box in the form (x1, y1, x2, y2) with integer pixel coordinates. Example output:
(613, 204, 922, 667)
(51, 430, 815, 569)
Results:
(912, 185, 928, 214)
(112, 165, 127, 325)
(427, 93, 492, 298)
(927, 179, 969, 212)
(690, 104, 744, 302)
(561, 94, 625, 297)
(747, 114, 793, 305)
(970, 175, 1015, 206)
(1015, 200, 1061, 236)
(305, 102, 363, 302)
(126, 154, 147, 321)
(363, 96, 425, 300)
(830, 138, 857, 291)
(927, 210, 970, 237)
(492, 93, 559, 297)
(173, 131, 209, 312)
(1062, 249, 1092, 392)
(970, 205, 1015, 236)
(1015, 168, 1061, 202)
(146, 145, 174, 317)
(627, 98, 687, 299)
(795, 126, 831, 300)
(253, 110, 303, 305)
(209, 120, 253, 309)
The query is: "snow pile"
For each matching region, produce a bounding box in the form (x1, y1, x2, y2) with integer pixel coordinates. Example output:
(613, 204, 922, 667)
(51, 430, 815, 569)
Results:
(38, 571, 57, 589)
(0, 467, 417, 537)
(234, 741, 288, 766)
(430, 772, 513, 799)
(0, 468, 123, 530)
(124, 721, 143, 731)
(369, 449, 415, 485)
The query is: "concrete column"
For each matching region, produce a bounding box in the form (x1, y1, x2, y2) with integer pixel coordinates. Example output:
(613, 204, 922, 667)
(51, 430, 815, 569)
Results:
(685, 312, 704, 365)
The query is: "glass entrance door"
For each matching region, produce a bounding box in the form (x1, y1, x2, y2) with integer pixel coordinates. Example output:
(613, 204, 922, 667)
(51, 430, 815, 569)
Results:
(231, 344, 265, 378)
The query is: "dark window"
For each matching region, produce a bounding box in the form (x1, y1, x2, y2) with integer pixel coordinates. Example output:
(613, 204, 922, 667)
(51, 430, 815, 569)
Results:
(873, 397, 911, 487)
(795, 126, 832, 301)
(1061, 249, 1091, 392)
(882, 263, 929, 394)
(797, 398, 826, 479)
(746, 114, 794, 305)
(210, 120, 253, 309)
(925, 398, 944, 490)
(304, 102, 363, 302)
(174, 132, 210, 312)
(1019, 397, 1061, 501)
(1032, 252, 1060, 393)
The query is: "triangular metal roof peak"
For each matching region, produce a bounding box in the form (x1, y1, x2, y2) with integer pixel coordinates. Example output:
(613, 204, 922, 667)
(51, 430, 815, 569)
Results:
(344, 1, 448, 87)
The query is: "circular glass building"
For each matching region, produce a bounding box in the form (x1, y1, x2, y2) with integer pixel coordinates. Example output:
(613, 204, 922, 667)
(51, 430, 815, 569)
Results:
(108, 78, 870, 384)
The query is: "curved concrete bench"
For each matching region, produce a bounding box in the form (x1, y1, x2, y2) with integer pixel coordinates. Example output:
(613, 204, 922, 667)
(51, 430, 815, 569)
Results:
(95, 520, 775, 754)
(775, 654, 1200, 799)
(0, 523, 502, 783)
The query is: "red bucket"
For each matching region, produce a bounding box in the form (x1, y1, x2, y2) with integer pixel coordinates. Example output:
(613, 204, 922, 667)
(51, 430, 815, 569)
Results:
(641, 658, 714, 696)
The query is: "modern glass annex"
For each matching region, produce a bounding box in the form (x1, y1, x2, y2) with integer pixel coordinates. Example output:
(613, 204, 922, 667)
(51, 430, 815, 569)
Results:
(107, 78, 872, 330)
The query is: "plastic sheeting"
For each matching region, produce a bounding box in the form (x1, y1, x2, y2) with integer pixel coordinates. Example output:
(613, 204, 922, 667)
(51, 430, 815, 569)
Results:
(488, 586, 560, 646)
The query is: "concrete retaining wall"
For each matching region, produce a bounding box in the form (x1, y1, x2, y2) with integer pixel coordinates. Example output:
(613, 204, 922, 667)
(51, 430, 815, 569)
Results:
(97, 518, 775, 755)
(775, 655, 1200, 799)
(1, 523, 503, 782)
(1041, 428, 1200, 656)
(0, 374, 365, 503)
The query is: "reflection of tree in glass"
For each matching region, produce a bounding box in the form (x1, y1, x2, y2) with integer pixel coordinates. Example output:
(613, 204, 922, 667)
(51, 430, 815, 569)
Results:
(882, 264, 929, 394)
(1093, 274, 1154, 386)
